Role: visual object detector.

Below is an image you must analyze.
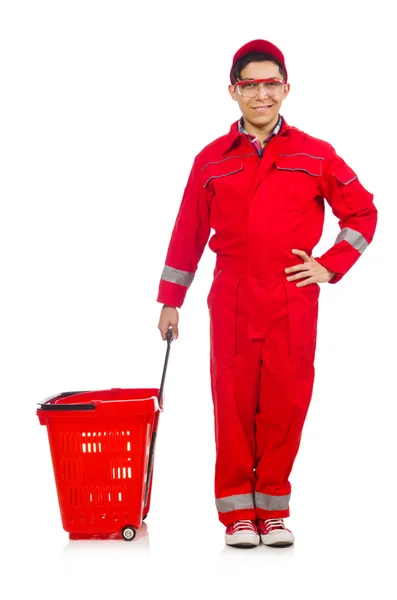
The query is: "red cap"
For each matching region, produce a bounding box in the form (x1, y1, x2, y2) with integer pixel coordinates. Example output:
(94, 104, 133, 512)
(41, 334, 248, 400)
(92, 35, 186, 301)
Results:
(230, 39, 288, 83)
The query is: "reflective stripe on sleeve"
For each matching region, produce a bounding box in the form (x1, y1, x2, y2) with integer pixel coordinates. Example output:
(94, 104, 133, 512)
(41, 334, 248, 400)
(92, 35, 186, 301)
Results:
(255, 492, 290, 511)
(216, 493, 255, 513)
(161, 265, 195, 288)
(335, 227, 368, 254)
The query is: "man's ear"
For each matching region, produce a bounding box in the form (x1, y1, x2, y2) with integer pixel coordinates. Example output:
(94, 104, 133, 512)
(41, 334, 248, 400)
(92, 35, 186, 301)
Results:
(228, 84, 238, 101)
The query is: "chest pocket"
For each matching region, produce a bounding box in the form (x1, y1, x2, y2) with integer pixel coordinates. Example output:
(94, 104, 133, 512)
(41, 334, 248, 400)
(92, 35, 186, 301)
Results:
(202, 155, 249, 216)
(202, 156, 244, 189)
(274, 153, 324, 212)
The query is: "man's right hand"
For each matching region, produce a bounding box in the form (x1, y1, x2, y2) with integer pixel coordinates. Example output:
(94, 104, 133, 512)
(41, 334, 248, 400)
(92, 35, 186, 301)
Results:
(158, 305, 179, 340)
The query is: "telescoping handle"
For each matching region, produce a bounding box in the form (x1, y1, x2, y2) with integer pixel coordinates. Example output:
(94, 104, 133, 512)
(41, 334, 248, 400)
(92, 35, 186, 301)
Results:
(158, 328, 173, 409)
(143, 328, 174, 507)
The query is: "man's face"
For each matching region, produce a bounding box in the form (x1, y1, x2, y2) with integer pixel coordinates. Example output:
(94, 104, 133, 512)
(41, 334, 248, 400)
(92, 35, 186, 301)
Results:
(228, 60, 290, 126)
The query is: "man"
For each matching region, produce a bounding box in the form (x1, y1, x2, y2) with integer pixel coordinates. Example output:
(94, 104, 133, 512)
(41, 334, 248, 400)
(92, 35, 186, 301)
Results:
(156, 39, 377, 548)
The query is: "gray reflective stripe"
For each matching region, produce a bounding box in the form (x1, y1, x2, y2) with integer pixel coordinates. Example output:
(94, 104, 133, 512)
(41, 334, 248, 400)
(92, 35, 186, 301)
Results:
(203, 166, 243, 187)
(216, 493, 255, 513)
(161, 265, 195, 288)
(278, 153, 325, 160)
(335, 227, 368, 254)
(255, 492, 290, 511)
(201, 153, 254, 170)
(339, 175, 358, 185)
(276, 166, 321, 176)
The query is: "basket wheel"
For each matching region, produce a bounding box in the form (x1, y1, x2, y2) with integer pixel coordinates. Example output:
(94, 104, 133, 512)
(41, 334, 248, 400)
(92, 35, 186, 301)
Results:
(122, 526, 137, 541)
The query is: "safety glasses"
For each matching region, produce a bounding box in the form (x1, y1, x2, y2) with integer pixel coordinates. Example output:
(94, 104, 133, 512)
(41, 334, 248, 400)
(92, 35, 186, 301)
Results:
(234, 78, 286, 98)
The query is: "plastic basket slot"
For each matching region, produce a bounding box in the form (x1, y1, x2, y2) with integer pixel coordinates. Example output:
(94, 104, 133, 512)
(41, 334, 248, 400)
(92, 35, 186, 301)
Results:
(81, 431, 102, 454)
(61, 432, 69, 454)
(111, 458, 133, 480)
(115, 485, 127, 505)
(67, 485, 126, 508)
(61, 459, 81, 481)
(96, 486, 112, 506)
(68, 486, 80, 507)
(78, 430, 132, 454)
(95, 487, 103, 506)
(83, 486, 119, 507)
(87, 487, 99, 507)
(81, 487, 88, 508)
(116, 430, 131, 453)
(91, 485, 126, 507)
(61, 432, 79, 454)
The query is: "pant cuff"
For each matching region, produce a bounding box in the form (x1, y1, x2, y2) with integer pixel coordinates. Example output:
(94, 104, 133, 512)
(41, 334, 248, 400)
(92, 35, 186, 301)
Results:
(218, 508, 257, 527)
(256, 507, 290, 520)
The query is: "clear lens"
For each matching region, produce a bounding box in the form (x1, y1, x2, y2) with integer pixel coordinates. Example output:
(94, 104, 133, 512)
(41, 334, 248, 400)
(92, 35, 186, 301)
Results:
(237, 80, 284, 98)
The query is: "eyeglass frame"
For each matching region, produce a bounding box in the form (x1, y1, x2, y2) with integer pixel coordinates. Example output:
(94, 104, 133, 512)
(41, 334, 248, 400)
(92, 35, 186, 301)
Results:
(234, 78, 286, 97)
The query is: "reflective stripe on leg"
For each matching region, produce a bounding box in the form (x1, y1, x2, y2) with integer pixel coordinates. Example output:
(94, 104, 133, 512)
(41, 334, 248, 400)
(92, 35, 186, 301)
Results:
(255, 492, 290, 511)
(216, 493, 255, 513)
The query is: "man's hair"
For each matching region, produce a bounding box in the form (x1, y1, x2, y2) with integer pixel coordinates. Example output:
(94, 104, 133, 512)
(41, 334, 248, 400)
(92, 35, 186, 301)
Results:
(231, 52, 287, 85)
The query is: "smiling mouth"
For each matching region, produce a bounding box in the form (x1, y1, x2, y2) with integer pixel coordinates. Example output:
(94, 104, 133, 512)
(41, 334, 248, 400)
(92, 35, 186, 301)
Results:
(253, 104, 274, 112)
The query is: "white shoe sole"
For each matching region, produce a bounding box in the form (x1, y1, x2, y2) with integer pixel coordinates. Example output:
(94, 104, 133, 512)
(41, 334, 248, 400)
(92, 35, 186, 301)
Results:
(225, 532, 260, 548)
(260, 530, 295, 547)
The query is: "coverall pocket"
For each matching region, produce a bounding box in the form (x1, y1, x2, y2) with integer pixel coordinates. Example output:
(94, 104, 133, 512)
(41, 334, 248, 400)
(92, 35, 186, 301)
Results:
(207, 269, 223, 309)
(283, 280, 320, 365)
(202, 156, 244, 189)
(275, 153, 323, 213)
(202, 156, 248, 216)
(332, 163, 361, 211)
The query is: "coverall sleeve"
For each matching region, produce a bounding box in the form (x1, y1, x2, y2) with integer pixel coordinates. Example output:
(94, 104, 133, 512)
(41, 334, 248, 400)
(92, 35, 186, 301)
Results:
(314, 145, 377, 284)
(157, 157, 212, 307)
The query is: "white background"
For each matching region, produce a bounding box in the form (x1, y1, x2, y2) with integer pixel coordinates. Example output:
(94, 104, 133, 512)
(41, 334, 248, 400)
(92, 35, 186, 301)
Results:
(1, 1, 396, 598)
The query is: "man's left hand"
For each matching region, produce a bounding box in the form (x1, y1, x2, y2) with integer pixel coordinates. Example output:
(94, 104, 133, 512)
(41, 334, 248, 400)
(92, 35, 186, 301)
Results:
(285, 249, 335, 287)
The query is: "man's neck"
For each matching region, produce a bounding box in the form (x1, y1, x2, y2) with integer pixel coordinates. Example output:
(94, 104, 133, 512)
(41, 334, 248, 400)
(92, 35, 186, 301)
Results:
(242, 114, 280, 145)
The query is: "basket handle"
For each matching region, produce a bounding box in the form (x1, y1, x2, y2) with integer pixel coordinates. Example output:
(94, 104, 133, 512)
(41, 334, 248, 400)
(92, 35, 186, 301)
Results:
(37, 330, 174, 411)
(37, 391, 95, 411)
(37, 401, 96, 411)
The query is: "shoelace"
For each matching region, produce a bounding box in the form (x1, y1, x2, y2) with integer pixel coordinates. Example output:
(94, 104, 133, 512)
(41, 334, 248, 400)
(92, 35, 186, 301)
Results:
(232, 520, 257, 533)
(264, 518, 285, 531)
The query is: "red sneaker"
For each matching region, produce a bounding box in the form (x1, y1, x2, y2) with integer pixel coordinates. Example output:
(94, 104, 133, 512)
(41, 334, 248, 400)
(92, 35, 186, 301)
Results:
(257, 518, 295, 547)
(225, 520, 260, 548)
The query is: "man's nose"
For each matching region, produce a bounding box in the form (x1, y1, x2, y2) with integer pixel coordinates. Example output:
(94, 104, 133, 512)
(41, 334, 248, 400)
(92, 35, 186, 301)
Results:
(256, 84, 269, 98)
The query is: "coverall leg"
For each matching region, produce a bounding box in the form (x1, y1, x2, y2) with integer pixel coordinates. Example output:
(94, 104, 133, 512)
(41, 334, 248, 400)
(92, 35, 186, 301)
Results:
(208, 260, 319, 527)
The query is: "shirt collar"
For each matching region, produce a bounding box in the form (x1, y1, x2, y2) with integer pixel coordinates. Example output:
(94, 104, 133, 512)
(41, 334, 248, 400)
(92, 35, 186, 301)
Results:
(238, 114, 283, 140)
(220, 114, 289, 156)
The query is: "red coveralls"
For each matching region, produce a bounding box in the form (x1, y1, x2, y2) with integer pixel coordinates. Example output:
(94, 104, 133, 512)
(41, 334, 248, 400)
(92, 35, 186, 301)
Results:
(157, 117, 377, 526)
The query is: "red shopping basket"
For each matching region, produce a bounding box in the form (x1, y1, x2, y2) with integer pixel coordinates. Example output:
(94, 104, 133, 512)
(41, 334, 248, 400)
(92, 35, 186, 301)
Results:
(37, 330, 173, 541)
